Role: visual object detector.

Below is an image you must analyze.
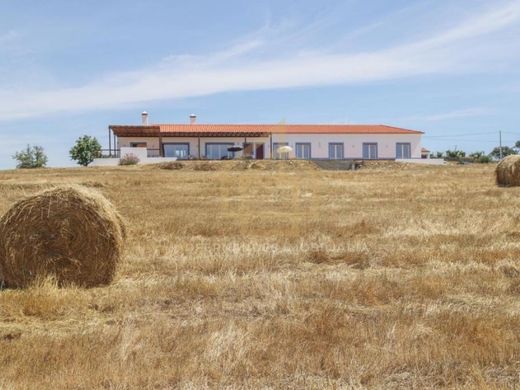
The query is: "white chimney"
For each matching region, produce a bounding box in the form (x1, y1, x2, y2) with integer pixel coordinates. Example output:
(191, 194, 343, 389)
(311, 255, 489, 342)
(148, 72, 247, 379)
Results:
(141, 111, 149, 125)
(189, 113, 197, 124)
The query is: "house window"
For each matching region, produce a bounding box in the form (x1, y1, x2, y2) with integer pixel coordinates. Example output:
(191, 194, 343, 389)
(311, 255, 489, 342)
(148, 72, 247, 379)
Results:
(328, 143, 344, 160)
(295, 143, 311, 159)
(164, 143, 190, 159)
(273, 142, 289, 159)
(396, 143, 411, 159)
(362, 143, 378, 159)
(130, 142, 147, 148)
(205, 143, 233, 159)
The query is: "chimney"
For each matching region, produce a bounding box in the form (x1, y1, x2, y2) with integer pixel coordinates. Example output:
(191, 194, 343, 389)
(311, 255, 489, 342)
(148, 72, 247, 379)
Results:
(189, 113, 197, 124)
(141, 111, 149, 125)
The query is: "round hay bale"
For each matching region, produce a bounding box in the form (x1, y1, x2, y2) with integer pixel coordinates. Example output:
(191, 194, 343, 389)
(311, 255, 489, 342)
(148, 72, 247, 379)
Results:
(0, 185, 125, 288)
(496, 155, 520, 187)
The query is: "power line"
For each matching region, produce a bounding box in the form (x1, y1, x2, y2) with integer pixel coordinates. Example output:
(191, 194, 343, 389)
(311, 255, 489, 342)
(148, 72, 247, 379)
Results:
(422, 137, 497, 142)
(422, 139, 498, 143)
(423, 131, 497, 138)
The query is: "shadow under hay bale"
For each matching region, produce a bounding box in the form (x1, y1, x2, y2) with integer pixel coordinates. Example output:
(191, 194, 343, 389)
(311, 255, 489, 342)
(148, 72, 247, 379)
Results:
(496, 155, 520, 187)
(0, 185, 126, 288)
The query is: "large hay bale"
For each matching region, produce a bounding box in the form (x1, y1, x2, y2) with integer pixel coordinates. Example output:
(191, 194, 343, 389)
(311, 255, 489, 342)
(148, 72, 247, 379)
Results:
(496, 155, 520, 186)
(0, 185, 126, 288)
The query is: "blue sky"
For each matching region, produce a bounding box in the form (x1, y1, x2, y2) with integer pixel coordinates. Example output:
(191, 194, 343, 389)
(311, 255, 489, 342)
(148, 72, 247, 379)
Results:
(0, 0, 519, 168)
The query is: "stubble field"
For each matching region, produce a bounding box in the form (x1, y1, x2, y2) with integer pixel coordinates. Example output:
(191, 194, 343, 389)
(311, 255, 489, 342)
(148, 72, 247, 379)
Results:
(0, 161, 519, 389)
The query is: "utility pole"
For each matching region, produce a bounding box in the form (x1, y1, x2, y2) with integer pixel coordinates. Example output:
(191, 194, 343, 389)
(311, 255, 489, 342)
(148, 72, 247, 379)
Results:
(499, 130, 503, 159)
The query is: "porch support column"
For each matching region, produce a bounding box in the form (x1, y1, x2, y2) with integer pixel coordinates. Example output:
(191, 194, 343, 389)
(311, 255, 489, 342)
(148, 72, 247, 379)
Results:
(113, 132, 117, 157)
(198, 136, 201, 159)
(159, 135, 163, 157)
(108, 127, 112, 157)
(270, 133, 273, 159)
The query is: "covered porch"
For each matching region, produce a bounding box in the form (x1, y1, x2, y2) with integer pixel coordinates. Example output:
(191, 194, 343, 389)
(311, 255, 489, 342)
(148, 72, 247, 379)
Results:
(110, 125, 274, 160)
(160, 131, 272, 160)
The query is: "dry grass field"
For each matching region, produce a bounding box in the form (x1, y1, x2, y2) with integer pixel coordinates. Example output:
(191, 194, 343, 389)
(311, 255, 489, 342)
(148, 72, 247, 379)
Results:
(1, 161, 520, 389)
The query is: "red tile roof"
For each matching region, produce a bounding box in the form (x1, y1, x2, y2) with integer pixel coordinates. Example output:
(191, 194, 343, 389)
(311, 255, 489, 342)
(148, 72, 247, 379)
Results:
(110, 123, 423, 136)
(158, 124, 422, 134)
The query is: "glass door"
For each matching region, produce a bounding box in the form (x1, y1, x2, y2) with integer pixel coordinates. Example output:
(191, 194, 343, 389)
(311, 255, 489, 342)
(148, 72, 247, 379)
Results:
(295, 143, 311, 159)
(362, 143, 378, 159)
(328, 143, 344, 159)
(164, 143, 190, 159)
(273, 142, 289, 159)
(396, 143, 411, 159)
(205, 143, 233, 159)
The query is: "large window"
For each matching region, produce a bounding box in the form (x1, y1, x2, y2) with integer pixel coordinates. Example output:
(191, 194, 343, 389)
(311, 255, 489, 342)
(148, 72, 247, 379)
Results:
(205, 143, 233, 159)
(362, 143, 378, 159)
(396, 143, 411, 159)
(295, 143, 312, 159)
(328, 143, 344, 160)
(164, 143, 190, 159)
(273, 142, 289, 159)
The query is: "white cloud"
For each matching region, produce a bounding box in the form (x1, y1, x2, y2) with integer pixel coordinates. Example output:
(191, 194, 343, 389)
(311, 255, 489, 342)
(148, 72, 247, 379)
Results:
(0, 1, 519, 121)
(404, 107, 495, 122)
(434, 1, 520, 44)
(0, 30, 18, 46)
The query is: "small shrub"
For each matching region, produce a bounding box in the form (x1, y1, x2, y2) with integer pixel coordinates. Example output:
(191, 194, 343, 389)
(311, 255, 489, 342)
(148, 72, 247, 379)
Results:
(194, 162, 218, 171)
(507, 279, 520, 295)
(158, 162, 184, 170)
(119, 154, 140, 166)
(306, 249, 331, 264)
(477, 155, 492, 163)
(468, 151, 492, 164)
(499, 265, 520, 278)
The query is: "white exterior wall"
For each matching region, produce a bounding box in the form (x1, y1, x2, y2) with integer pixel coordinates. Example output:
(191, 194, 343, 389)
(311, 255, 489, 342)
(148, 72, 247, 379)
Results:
(120, 146, 148, 161)
(118, 134, 422, 159)
(118, 137, 160, 150)
(396, 158, 445, 165)
(271, 134, 422, 159)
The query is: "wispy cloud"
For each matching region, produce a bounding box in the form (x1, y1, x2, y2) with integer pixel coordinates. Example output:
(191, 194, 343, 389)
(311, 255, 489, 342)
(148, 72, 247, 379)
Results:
(0, 30, 19, 46)
(404, 107, 495, 122)
(420, 1, 520, 47)
(0, 1, 519, 121)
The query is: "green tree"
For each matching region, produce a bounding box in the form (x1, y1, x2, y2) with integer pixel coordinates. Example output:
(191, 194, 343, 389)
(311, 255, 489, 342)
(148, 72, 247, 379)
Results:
(489, 146, 517, 160)
(445, 149, 466, 159)
(469, 151, 491, 163)
(13, 145, 48, 168)
(70, 135, 102, 166)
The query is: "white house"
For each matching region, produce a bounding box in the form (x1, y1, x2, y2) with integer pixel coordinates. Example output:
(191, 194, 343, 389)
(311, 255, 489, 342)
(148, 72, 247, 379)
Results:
(107, 113, 423, 161)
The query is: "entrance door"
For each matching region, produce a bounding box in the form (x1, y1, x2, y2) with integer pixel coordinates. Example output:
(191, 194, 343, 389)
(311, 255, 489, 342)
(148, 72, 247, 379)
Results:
(328, 143, 344, 159)
(295, 143, 311, 159)
(396, 143, 411, 159)
(362, 143, 378, 159)
(255, 144, 264, 159)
